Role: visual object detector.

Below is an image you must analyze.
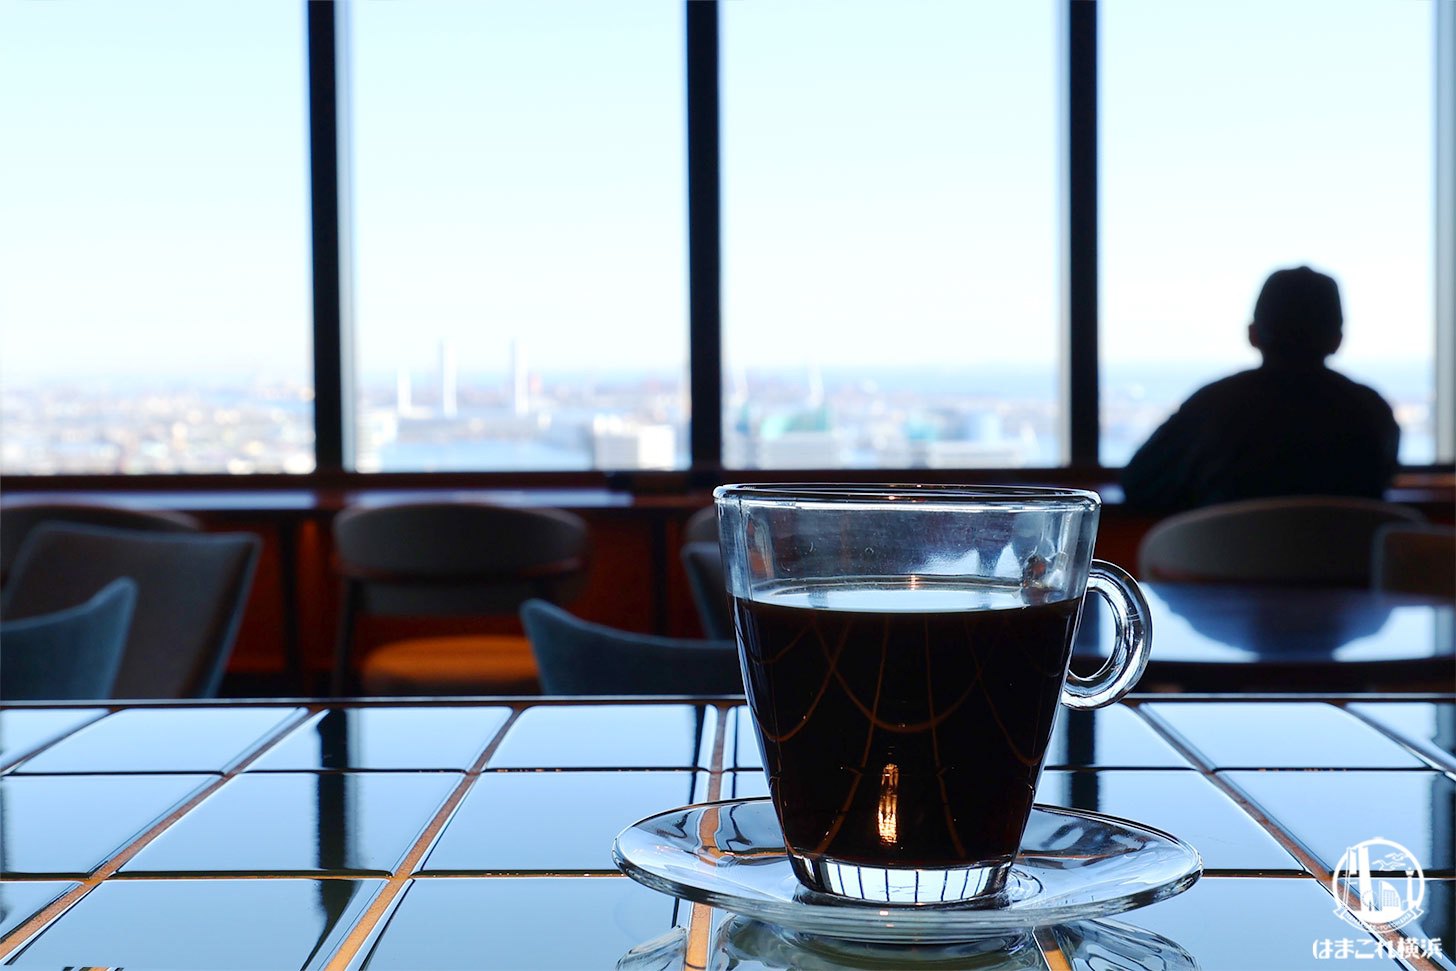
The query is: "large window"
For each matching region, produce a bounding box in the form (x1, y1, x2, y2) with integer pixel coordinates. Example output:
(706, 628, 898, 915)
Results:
(1, 1, 1448, 478)
(0, 1, 313, 474)
(348, 0, 687, 472)
(720, 0, 1060, 470)
(1100, 0, 1438, 466)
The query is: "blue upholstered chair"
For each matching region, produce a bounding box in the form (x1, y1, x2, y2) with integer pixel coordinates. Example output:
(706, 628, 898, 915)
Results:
(520, 599, 742, 696)
(680, 506, 733, 640)
(1, 523, 260, 698)
(0, 577, 137, 701)
(1, 501, 200, 587)
(681, 541, 734, 641)
(683, 505, 718, 545)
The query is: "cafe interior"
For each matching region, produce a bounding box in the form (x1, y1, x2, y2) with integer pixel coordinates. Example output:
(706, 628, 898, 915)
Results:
(0, 2, 1453, 969)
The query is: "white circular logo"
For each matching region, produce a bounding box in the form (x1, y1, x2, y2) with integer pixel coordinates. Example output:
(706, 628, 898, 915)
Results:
(1331, 838, 1425, 931)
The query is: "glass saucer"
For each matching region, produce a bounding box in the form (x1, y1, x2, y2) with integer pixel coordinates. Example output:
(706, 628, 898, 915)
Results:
(617, 914, 1199, 970)
(613, 798, 1202, 945)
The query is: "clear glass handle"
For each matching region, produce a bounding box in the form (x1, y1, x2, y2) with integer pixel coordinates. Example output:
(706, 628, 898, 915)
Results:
(1061, 559, 1152, 710)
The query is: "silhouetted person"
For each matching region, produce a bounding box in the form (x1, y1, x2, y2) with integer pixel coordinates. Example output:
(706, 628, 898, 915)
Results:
(1121, 266, 1400, 512)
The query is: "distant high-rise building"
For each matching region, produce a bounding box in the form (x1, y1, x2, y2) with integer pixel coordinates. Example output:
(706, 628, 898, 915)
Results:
(439, 340, 458, 417)
(591, 417, 675, 469)
(756, 430, 844, 469)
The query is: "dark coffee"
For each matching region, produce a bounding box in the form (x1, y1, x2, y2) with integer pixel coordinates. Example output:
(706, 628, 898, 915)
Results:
(733, 580, 1079, 870)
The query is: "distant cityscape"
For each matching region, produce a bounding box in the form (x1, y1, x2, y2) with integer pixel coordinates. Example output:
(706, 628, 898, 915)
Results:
(0, 343, 1437, 475)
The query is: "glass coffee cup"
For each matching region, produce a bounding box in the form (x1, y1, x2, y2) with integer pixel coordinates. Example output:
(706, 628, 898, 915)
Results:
(714, 484, 1152, 906)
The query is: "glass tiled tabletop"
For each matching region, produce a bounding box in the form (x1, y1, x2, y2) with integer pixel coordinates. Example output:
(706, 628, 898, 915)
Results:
(357, 876, 681, 970)
(0, 694, 1448, 970)
(421, 770, 703, 873)
(487, 703, 716, 769)
(248, 706, 511, 772)
(1220, 769, 1456, 877)
(0, 773, 217, 876)
(1033, 768, 1302, 873)
(0, 709, 106, 771)
(1069, 876, 1388, 971)
(1346, 701, 1456, 772)
(9, 706, 305, 774)
(2, 878, 381, 970)
(120, 771, 463, 876)
(1140, 701, 1433, 769)
(0, 884, 75, 942)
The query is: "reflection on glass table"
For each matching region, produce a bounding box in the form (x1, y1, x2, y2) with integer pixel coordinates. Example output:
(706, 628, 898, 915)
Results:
(1346, 700, 1456, 771)
(618, 914, 1198, 971)
(1073, 582, 1453, 691)
(0, 696, 1447, 970)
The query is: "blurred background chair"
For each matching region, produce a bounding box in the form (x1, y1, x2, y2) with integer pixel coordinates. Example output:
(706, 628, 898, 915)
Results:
(0, 577, 136, 701)
(1372, 523, 1456, 598)
(683, 505, 718, 545)
(680, 505, 733, 639)
(1, 501, 201, 587)
(520, 599, 742, 695)
(1137, 496, 1426, 587)
(331, 501, 590, 696)
(681, 542, 733, 641)
(1, 524, 260, 698)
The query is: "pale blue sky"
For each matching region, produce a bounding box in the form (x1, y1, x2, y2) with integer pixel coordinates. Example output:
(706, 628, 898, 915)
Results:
(1101, 0, 1433, 373)
(0, 0, 1437, 397)
(348, 0, 686, 383)
(0, 0, 310, 383)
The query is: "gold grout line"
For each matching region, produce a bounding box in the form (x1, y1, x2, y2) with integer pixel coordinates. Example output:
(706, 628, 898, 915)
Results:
(321, 706, 524, 971)
(0, 705, 317, 961)
(683, 905, 713, 971)
(682, 704, 731, 971)
(1126, 702, 1446, 971)
(1034, 926, 1073, 971)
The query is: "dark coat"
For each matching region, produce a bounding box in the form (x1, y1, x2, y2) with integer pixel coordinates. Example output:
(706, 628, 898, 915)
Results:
(1120, 362, 1400, 512)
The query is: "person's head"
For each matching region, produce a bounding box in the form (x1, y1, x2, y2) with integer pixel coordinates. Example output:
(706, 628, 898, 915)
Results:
(1247, 265, 1344, 363)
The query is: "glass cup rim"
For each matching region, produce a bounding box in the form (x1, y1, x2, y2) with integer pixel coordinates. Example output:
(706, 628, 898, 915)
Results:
(713, 482, 1101, 510)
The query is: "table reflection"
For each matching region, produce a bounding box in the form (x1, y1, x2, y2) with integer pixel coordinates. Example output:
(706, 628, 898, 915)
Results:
(0, 696, 1446, 969)
(617, 914, 1198, 970)
(1151, 584, 1394, 657)
(1075, 583, 1454, 690)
